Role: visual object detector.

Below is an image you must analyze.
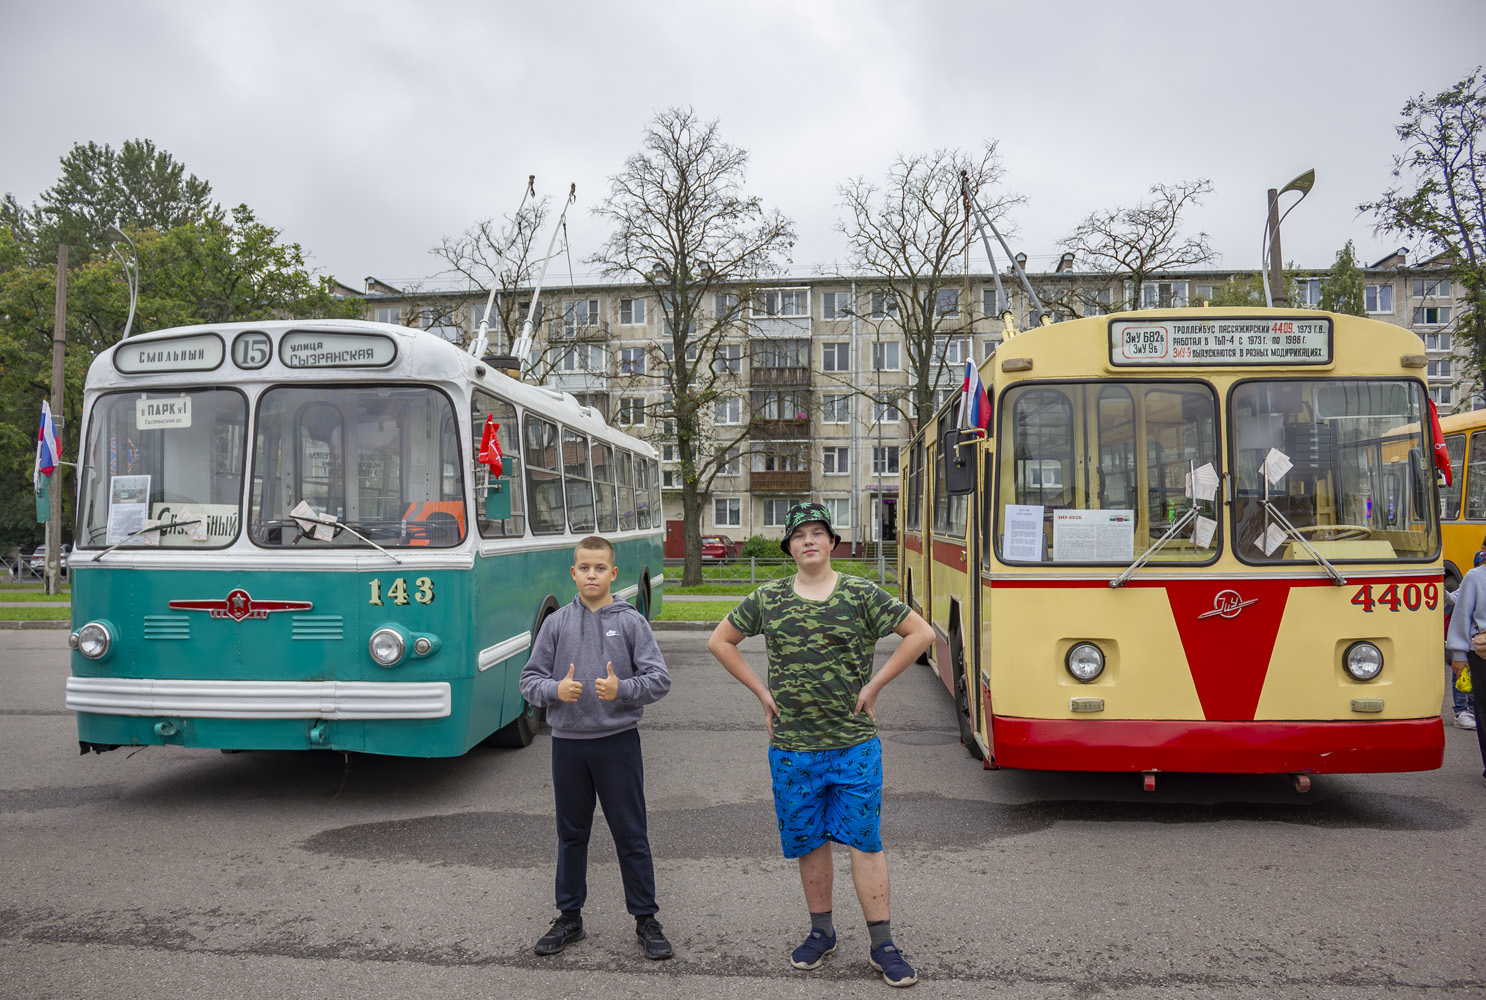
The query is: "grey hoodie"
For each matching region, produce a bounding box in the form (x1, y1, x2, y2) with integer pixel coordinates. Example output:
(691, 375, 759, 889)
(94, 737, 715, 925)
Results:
(1446, 563, 1486, 661)
(518, 595, 671, 739)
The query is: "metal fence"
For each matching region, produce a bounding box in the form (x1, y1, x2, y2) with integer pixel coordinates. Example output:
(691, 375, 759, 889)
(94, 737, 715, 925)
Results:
(664, 554, 898, 586)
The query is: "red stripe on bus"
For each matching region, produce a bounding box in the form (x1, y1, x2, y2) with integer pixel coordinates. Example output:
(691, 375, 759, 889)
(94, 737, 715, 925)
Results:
(902, 534, 923, 554)
(981, 574, 1439, 589)
(931, 539, 966, 568)
(989, 717, 1444, 774)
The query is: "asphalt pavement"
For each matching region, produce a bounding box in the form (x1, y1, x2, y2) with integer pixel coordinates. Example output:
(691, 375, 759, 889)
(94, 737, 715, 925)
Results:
(1, 629, 1482, 999)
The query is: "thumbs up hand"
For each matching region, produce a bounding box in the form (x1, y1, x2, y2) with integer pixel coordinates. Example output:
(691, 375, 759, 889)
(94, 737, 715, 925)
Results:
(594, 661, 619, 701)
(558, 664, 582, 703)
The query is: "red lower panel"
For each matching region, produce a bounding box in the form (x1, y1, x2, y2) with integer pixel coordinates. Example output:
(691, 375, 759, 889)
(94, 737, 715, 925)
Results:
(991, 717, 1444, 774)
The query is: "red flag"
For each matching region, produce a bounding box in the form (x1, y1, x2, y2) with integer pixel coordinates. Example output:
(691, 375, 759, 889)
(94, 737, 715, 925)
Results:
(1429, 398, 1451, 486)
(478, 414, 503, 477)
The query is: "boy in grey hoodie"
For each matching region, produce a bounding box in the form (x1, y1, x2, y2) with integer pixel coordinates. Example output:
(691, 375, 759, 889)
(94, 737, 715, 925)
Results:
(519, 535, 674, 959)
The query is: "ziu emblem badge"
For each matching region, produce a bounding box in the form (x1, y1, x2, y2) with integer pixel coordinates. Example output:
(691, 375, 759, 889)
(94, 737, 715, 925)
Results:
(1197, 589, 1259, 620)
(169, 588, 313, 622)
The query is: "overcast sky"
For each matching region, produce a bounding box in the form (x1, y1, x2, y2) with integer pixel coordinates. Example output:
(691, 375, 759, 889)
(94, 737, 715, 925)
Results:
(5, 0, 1485, 292)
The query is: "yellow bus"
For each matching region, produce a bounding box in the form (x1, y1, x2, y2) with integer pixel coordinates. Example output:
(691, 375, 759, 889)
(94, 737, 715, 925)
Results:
(901, 308, 1445, 784)
(1435, 409, 1486, 590)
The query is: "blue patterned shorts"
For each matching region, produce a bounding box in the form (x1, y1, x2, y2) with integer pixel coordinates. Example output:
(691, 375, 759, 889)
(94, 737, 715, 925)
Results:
(767, 737, 883, 858)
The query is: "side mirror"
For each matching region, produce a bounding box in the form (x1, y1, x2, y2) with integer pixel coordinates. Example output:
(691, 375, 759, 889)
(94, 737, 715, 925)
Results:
(942, 427, 979, 496)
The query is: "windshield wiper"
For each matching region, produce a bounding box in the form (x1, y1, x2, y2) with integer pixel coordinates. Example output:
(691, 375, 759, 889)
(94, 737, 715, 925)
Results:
(1260, 499, 1346, 586)
(291, 510, 403, 564)
(1110, 506, 1198, 588)
(81, 519, 203, 562)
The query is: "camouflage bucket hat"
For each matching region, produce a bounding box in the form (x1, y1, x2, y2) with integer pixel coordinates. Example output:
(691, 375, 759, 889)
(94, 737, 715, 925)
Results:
(780, 501, 842, 556)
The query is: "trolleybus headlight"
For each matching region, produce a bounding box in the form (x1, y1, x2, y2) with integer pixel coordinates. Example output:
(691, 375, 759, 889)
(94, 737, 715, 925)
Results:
(1343, 641, 1384, 682)
(73, 621, 113, 660)
(369, 627, 407, 666)
(1065, 642, 1105, 682)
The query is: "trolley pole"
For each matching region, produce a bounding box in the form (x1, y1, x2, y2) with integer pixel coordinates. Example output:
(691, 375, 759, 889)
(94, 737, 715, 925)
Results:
(1266, 189, 1287, 308)
(46, 244, 68, 596)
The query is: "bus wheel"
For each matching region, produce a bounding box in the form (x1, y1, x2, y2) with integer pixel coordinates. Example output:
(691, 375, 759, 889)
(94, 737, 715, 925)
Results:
(636, 567, 653, 619)
(1444, 561, 1462, 594)
(488, 699, 542, 748)
(952, 632, 984, 761)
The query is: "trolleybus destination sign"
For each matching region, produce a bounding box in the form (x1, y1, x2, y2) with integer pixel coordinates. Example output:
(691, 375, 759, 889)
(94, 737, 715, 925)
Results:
(1109, 317, 1332, 367)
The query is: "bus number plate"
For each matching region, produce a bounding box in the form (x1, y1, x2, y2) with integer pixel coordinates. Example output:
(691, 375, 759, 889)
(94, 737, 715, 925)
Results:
(369, 577, 435, 606)
(1349, 583, 1436, 612)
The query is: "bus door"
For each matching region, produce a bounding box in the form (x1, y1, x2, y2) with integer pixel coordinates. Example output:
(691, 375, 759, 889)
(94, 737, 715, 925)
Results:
(940, 421, 984, 757)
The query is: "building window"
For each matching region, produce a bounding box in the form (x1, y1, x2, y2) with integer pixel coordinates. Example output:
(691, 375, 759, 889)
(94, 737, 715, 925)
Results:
(618, 347, 646, 375)
(563, 298, 600, 334)
(715, 396, 742, 425)
(871, 340, 900, 371)
(752, 391, 810, 420)
(757, 288, 808, 316)
(713, 343, 742, 373)
(618, 298, 646, 325)
(1414, 305, 1452, 326)
(823, 447, 850, 475)
(931, 288, 959, 316)
(1137, 281, 1188, 309)
(1425, 332, 1454, 351)
(873, 399, 901, 424)
(822, 291, 851, 319)
(556, 343, 606, 371)
(872, 445, 900, 475)
(822, 393, 851, 424)
(718, 447, 741, 477)
(1366, 283, 1394, 313)
(762, 498, 805, 526)
(662, 467, 680, 488)
(825, 497, 851, 529)
(661, 442, 677, 462)
(933, 389, 955, 413)
(616, 397, 645, 426)
(870, 292, 899, 319)
(756, 444, 807, 472)
(714, 292, 740, 319)
(1429, 359, 1453, 379)
(1431, 385, 1454, 406)
(1293, 278, 1321, 308)
(374, 307, 401, 325)
(932, 336, 965, 367)
(1414, 279, 1453, 298)
(822, 342, 851, 372)
(754, 339, 808, 368)
(714, 497, 741, 526)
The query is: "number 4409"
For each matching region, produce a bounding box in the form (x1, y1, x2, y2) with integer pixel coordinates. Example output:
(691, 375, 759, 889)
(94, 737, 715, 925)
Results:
(1350, 582, 1437, 612)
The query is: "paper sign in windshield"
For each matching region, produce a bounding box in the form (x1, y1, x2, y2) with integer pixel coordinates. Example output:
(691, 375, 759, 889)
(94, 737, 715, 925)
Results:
(106, 475, 151, 544)
(1262, 523, 1288, 556)
(1194, 515, 1217, 549)
(1052, 509, 1135, 562)
(1185, 462, 1219, 501)
(1002, 504, 1044, 561)
(1260, 448, 1293, 485)
(135, 396, 193, 430)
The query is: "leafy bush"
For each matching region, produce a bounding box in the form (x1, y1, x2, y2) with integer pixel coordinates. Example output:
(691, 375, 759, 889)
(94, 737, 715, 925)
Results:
(739, 534, 778, 559)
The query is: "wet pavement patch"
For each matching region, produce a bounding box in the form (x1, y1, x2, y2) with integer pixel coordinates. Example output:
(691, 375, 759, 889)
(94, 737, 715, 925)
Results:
(0, 784, 123, 812)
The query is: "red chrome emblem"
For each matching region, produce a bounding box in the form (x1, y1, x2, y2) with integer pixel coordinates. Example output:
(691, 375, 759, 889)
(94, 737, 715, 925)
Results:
(1197, 588, 1259, 620)
(169, 588, 313, 621)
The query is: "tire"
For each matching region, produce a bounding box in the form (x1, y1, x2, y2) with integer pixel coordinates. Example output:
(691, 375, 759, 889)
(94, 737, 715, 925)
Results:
(952, 631, 984, 761)
(636, 567, 653, 619)
(487, 698, 543, 748)
(1444, 561, 1462, 594)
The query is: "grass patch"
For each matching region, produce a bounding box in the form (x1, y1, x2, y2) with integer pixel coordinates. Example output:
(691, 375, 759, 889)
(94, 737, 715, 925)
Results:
(670, 582, 898, 599)
(0, 591, 72, 603)
(0, 606, 71, 621)
(654, 601, 738, 622)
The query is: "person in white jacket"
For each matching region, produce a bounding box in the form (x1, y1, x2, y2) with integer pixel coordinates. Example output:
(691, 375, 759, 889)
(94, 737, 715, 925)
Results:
(1443, 555, 1486, 780)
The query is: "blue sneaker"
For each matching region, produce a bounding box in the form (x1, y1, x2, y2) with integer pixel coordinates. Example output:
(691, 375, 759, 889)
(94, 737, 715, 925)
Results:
(790, 927, 837, 970)
(869, 940, 918, 987)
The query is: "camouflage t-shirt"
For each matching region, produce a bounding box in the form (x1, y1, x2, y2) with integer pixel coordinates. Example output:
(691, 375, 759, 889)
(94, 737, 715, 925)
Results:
(728, 574, 911, 751)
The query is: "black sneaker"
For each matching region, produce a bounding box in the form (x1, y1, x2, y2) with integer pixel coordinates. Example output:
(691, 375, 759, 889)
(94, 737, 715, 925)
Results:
(533, 914, 585, 955)
(636, 915, 674, 960)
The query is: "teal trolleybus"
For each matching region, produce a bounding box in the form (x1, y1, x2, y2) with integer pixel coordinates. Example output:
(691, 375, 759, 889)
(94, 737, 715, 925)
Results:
(65, 319, 664, 757)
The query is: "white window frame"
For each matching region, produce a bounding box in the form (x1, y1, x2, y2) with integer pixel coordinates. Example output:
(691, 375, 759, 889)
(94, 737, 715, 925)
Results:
(762, 497, 805, 527)
(1425, 332, 1454, 351)
(870, 292, 900, 319)
(824, 497, 851, 529)
(871, 340, 900, 371)
(713, 343, 742, 374)
(1365, 283, 1394, 314)
(562, 298, 600, 334)
(873, 399, 901, 424)
(1414, 305, 1452, 326)
(822, 291, 851, 319)
(1414, 279, 1453, 298)
(616, 396, 646, 427)
(714, 396, 742, 425)
(823, 446, 850, 476)
(374, 307, 401, 325)
(618, 346, 646, 376)
(1431, 385, 1454, 406)
(872, 445, 900, 475)
(714, 496, 742, 527)
(718, 447, 741, 477)
(822, 341, 851, 372)
(822, 393, 851, 424)
(618, 298, 647, 325)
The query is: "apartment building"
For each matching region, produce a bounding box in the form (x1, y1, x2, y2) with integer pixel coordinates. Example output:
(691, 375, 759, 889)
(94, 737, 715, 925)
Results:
(353, 250, 1475, 548)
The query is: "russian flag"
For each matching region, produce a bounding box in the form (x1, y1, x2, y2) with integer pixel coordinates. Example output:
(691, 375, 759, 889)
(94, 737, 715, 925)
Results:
(33, 400, 61, 492)
(959, 360, 990, 432)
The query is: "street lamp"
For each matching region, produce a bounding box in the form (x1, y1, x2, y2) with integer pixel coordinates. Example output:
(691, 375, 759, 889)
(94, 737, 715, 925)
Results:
(1262, 169, 1315, 308)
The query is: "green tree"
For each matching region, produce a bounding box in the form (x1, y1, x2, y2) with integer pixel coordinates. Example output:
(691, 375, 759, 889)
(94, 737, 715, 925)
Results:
(1317, 240, 1367, 315)
(590, 107, 795, 586)
(1361, 68, 1486, 373)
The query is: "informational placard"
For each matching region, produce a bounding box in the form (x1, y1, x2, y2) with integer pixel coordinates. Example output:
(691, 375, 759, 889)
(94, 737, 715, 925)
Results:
(135, 396, 193, 430)
(114, 333, 224, 374)
(1194, 515, 1217, 549)
(1002, 504, 1044, 561)
(1109, 317, 1332, 366)
(1260, 448, 1293, 485)
(105, 475, 151, 543)
(1185, 462, 1219, 501)
(280, 331, 396, 368)
(150, 502, 238, 545)
(1052, 509, 1135, 562)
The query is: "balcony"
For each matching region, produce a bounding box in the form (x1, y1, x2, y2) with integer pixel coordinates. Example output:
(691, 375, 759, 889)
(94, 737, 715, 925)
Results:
(751, 470, 811, 492)
(549, 319, 610, 341)
(750, 417, 811, 439)
(550, 370, 609, 394)
(752, 316, 811, 339)
(750, 366, 812, 388)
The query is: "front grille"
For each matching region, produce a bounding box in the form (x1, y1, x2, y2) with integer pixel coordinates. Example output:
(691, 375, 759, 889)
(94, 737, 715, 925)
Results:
(292, 614, 344, 641)
(142, 615, 190, 641)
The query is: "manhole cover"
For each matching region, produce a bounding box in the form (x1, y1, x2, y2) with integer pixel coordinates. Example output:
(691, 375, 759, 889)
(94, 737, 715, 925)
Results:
(887, 730, 958, 745)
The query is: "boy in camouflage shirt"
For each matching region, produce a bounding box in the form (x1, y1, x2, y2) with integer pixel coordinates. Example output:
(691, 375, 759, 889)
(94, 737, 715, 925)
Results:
(708, 502, 934, 987)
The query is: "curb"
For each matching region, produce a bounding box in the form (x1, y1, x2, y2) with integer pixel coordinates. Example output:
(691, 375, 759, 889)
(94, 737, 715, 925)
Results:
(0, 620, 70, 630)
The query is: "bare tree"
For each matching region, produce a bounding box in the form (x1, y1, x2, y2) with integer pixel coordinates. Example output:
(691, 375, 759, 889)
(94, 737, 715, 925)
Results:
(1059, 179, 1216, 311)
(591, 107, 795, 586)
(836, 145, 1021, 431)
(431, 188, 551, 352)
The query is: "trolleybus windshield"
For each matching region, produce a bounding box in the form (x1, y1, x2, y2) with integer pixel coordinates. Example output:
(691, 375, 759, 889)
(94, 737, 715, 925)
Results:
(248, 384, 465, 547)
(1230, 379, 1438, 563)
(995, 380, 1219, 564)
(77, 389, 248, 549)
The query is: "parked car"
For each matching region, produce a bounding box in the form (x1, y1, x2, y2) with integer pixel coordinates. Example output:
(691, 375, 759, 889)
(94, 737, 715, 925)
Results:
(28, 543, 70, 575)
(700, 534, 740, 561)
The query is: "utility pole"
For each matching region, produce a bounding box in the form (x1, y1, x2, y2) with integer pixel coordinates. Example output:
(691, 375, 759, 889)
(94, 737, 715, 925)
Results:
(1267, 188, 1287, 308)
(46, 245, 68, 596)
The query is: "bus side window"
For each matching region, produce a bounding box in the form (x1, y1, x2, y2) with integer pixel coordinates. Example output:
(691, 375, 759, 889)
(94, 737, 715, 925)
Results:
(472, 391, 525, 538)
(1465, 430, 1486, 518)
(524, 413, 566, 535)
(1441, 434, 1464, 519)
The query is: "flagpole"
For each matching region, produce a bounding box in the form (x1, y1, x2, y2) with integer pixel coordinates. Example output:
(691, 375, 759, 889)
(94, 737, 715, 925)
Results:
(46, 245, 67, 596)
